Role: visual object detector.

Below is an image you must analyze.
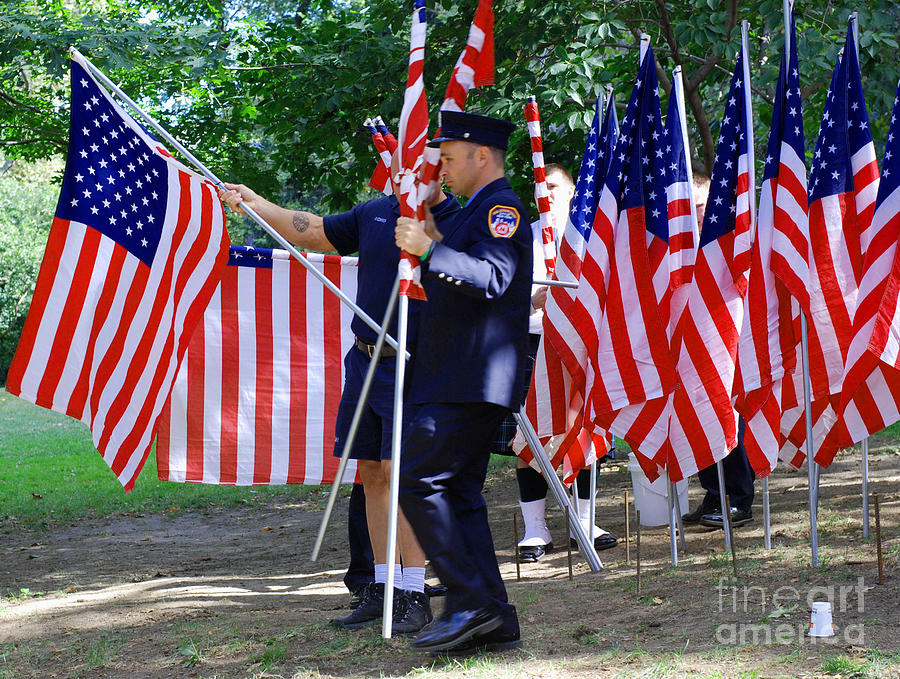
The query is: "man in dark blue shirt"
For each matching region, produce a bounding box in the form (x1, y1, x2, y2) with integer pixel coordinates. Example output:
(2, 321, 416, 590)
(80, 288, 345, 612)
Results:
(220, 160, 458, 634)
(395, 111, 531, 653)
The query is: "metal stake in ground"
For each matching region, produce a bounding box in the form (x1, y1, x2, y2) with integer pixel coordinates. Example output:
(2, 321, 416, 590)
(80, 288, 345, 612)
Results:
(565, 505, 574, 581)
(874, 493, 884, 585)
(725, 493, 738, 580)
(514, 513, 521, 581)
(636, 509, 642, 596)
(625, 490, 631, 565)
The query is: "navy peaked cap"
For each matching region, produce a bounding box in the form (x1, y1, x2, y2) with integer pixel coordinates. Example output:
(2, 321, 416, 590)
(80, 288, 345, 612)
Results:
(427, 110, 515, 150)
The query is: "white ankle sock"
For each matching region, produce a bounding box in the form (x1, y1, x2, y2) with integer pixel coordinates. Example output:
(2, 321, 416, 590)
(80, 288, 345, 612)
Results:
(374, 563, 387, 584)
(402, 567, 426, 593)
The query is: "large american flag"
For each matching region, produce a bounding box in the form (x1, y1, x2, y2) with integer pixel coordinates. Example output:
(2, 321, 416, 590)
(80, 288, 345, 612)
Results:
(584, 45, 680, 465)
(156, 248, 360, 486)
(516, 93, 616, 482)
(661, 40, 754, 482)
(5, 51, 230, 490)
(838, 77, 900, 444)
(733, 16, 806, 478)
(781, 20, 881, 467)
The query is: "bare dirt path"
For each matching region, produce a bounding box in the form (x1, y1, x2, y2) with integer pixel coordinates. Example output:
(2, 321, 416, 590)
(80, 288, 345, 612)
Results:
(2, 450, 900, 678)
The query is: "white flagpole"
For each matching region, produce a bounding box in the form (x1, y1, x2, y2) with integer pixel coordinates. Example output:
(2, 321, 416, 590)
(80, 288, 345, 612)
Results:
(847, 10, 871, 540)
(68, 47, 405, 356)
(382, 293, 409, 639)
(311, 273, 402, 561)
(514, 410, 603, 571)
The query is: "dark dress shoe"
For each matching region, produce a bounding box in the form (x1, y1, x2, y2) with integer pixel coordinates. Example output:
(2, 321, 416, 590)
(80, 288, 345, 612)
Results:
(430, 626, 522, 655)
(518, 542, 553, 562)
(569, 534, 617, 551)
(681, 502, 717, 525)
(412, 609, 502, 651)
(424, 583, 448, 598)
(699, 507, 753, 529)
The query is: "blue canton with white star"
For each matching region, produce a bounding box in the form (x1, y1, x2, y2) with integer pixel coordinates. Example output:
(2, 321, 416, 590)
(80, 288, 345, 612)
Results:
(228, 245, 276, 268)
(762, 18, 804, 184)
(567, 96, 607, 242)
(664, 87, 688, 185)
(604, 45, 669, 242)
(808, 19, 873, 203)
(876, 81, 900, 204)
(700, 48, 749, 247)
(57, 61, 168, 267)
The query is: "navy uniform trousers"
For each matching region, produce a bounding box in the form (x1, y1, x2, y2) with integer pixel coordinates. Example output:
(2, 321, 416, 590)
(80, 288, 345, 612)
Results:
(696, 417, 755, 511)
(399, 402, 518, 628)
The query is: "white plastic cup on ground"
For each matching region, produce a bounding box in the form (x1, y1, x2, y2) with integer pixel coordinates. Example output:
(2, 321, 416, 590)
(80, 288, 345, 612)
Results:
(808, 601, 835, 637)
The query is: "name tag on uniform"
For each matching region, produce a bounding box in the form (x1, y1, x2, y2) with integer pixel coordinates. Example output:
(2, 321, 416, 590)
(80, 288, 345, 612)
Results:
(488, 205, 520, 238)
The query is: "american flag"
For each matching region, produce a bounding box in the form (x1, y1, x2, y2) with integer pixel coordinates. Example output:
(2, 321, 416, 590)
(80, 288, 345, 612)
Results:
(661, 39, 754, 482)
(838, 77, 900, 445)
(619, 71, 701, 480)
(5, 52, 230, 490)
(524, 96, 557, 276)
(375, 116, 399, 154)
(584, 45, 680, 466)
(366, 117, 393, 195)
(780, 20, 881, 467)
(734, 16, 806, 478)
(396, 0, 430, 299)
(419, 0, 494, 204)
(516, 93, 616, 481)
(157, 248, 360, 486)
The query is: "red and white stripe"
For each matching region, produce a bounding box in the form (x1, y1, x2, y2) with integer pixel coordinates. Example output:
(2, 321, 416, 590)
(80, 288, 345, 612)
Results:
(7, 165, 229, 493)
(524, 96, 556, 276)
(366, 117, 393, 195)
(156, 251, 360, 486)
(419, 0, 494, 202)
(396, 0, 429, 300)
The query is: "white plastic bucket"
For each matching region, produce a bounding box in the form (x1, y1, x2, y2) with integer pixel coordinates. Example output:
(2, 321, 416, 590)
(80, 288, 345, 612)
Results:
(628, 453, 688, 526)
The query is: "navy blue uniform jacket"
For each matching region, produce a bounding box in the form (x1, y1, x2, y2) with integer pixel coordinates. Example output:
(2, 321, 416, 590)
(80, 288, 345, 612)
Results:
(408, 177, 532, 410)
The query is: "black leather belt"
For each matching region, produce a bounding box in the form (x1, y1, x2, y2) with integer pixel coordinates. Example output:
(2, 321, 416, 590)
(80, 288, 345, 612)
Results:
(355, 336, 398, 360)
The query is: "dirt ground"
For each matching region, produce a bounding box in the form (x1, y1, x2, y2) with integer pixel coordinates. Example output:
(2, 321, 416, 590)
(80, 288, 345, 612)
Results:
(2, 445, 900, 679)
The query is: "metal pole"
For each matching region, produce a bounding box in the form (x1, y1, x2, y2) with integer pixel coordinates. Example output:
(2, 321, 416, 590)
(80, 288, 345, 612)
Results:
(763, 476, 771, 550)
(589, 459, 598, 546)
(382, 294, 410, 639)
(667, 480, 678, 566)
(69, 47, 405, 355)
(671, 480, 686, 552)
(716, 460, 732, 551)
(862, 438, 870, 538)
(311, 273, 401, 561)
(533, 279, 578, 288)
(514, 410, 603, 571)
(801, 313, 818, 566)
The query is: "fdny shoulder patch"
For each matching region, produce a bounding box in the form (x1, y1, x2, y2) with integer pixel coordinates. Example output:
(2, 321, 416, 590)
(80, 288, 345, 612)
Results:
(488, 205, 520, 238)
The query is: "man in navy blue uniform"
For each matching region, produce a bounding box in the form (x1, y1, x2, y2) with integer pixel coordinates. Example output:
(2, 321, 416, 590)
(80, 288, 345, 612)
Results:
(394, 111, 531, 653)
(219, 158, 458, 634)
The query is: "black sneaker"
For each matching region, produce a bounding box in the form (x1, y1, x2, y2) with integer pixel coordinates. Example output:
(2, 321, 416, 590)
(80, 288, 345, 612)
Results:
(348, 584, 369, 609)
(392, 590, 433, 635)
(699, 507, 753, 529)
(331, 583, 401, 629)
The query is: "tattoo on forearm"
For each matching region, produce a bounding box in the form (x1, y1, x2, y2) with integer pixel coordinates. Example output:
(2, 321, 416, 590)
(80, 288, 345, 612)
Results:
(293, 212, 309, 233)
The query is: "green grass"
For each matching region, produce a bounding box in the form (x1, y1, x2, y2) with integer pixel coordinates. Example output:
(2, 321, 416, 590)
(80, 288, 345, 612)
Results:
(0, 391, 334, 531)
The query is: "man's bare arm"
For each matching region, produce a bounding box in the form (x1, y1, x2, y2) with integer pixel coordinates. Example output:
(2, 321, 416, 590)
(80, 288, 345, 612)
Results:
(219, 183, 334, 252)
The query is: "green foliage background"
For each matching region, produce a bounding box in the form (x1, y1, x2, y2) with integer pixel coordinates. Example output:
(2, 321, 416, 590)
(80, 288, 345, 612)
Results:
(2, 0, 900, 379)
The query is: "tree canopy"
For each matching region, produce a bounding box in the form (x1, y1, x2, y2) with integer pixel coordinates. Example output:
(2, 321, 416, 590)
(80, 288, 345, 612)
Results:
(3, 0, 900, 224)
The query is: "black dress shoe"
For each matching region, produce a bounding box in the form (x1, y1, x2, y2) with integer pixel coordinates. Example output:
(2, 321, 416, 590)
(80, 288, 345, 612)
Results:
(681, 502, 717, 525)
(518, 542, 553, 562)
(569, 534, 617, 551)
(699, 507, 753, 529)
(412, 609, 502, 651)
(424, 583, 448, 598)
(430, 626, 522, 655)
